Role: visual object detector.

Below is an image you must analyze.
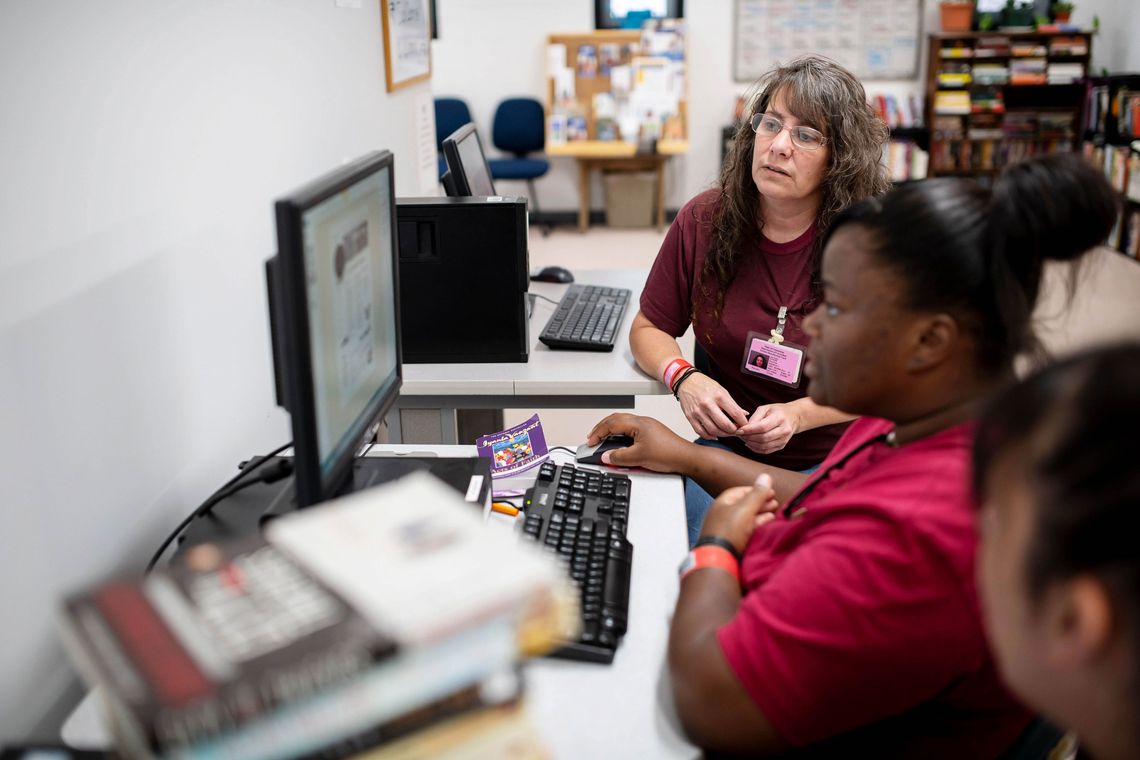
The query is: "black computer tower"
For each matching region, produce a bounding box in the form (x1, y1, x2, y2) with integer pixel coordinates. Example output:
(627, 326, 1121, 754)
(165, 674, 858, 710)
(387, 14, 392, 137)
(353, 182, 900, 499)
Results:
(395, 196, 529, 363)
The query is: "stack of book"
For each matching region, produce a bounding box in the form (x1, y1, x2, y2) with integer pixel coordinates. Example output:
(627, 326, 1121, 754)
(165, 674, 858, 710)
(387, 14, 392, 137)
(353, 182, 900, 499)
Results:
(937, 63, 972, 88)
(939, 43, 973, 60)
(1049, 35, 1088, 56)
(934, 90, 971, 116)
(1010, 41, 1047, 58)
(974, 36, 1011, 59)
(971, 86, 1005, 113)
(967, 113, 1004, 140)
(1047, 62, 1085, 84)
(973, 63, 1010, 86)
(1010, 58, 1048, 85)
(58, 473, 578, 760)
(1003, 112, 1039, 140)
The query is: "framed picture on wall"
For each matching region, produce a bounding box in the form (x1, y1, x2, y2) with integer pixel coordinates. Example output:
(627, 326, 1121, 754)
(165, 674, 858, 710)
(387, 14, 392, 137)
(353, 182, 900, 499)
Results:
(381, 0, 432, 92)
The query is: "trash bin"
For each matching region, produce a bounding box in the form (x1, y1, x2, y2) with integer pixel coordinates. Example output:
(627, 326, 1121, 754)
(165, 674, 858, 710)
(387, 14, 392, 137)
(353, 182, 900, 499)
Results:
(603, 171, 656, 228)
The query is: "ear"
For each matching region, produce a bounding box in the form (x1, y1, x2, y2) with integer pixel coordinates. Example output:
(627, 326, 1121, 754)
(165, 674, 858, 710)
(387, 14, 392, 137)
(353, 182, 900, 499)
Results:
(1042, 575, 1115, 669)
(906, 313, 960, 370)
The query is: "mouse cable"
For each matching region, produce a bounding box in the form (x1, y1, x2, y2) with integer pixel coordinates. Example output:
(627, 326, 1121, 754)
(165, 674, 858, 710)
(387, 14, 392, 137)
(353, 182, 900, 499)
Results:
(145, 441, 293, 573)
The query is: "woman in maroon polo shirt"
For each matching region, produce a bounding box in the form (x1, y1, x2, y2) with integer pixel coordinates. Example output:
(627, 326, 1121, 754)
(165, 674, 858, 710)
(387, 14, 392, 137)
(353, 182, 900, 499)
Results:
(589, 154, 1118, 756)
(632, 55, 891, 544)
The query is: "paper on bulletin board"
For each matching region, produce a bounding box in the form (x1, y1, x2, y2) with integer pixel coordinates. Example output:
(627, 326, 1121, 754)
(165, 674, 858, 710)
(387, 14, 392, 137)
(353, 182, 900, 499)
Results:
(415, 92, 440, 195)
(547, 44, 567, 75)
(733, 0, 919, 81)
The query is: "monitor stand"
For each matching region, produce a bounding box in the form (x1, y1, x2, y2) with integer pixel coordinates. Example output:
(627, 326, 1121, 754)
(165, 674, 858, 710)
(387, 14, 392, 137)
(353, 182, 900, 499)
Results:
(176, 454, 489, 558)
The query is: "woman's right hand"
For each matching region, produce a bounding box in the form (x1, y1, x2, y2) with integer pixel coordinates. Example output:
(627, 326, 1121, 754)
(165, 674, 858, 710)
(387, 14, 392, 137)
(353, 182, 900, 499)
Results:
(676, 373, 750, 440)
(586, 413, 694, 474)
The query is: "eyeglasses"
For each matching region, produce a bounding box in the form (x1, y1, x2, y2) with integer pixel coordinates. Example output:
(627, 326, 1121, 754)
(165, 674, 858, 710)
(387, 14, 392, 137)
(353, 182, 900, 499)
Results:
(750, 114, 827, 151)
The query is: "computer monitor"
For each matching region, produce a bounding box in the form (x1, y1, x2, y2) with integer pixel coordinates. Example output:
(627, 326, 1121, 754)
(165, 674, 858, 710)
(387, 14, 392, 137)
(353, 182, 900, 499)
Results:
(266, 150, 402, 508)
(440, 123, 497, 197)
(594, 0, 683, 29)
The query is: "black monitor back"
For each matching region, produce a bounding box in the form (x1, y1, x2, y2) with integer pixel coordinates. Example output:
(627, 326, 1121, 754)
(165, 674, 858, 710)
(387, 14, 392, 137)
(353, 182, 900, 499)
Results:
(396, 196, 529, 363)
(441, 123, 497, 197)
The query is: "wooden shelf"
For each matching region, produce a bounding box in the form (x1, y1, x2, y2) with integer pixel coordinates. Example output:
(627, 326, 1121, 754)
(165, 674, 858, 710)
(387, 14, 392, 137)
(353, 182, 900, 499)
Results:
(925, 31, 1092, 177)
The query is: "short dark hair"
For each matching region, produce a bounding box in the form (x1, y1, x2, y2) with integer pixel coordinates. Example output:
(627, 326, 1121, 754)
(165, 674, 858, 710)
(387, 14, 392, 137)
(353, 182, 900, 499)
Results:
(821, 153, 1118, 375)
(975, 343, 1140, 711)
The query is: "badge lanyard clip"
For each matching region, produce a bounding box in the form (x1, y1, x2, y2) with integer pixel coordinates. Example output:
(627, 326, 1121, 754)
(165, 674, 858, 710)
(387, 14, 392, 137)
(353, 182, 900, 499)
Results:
(768, 305, 788, 345)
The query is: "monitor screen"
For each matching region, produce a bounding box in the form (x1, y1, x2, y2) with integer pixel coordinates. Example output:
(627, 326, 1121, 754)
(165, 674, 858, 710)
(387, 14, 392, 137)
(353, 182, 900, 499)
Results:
(441, 123, 496, 197)
(269, 151, 402, 507)
(595, 0, 683, 29)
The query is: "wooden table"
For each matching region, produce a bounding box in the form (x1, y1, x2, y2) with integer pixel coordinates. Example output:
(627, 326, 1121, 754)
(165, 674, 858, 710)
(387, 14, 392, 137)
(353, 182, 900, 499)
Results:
(548, 140, 688, 233)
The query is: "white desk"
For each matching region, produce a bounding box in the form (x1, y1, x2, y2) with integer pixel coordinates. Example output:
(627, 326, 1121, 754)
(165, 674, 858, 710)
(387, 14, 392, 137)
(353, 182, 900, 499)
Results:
(63, 445, 698, 759)
(393, 269, 668, 444)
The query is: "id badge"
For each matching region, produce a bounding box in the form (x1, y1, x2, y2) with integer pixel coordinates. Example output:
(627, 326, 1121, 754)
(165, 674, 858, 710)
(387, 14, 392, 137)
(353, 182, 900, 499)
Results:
(741, 330, 804, 388)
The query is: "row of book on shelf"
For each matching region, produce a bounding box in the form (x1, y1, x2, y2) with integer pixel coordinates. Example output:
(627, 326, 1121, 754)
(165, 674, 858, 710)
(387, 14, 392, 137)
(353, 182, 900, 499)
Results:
(937, 61, 1084, 88)
(931, 112, 1074, 140)
(939, 35, 1087, 60)
(1086, 83, 1140, 140)
(930, 137, 1074, 174)
(58, 473, 579, 759)
(1083, 139, 1140, 259)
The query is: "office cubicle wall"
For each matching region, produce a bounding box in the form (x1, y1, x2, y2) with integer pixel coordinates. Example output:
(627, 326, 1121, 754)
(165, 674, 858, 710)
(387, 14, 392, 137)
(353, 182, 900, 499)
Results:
(0, 1, 435, 741)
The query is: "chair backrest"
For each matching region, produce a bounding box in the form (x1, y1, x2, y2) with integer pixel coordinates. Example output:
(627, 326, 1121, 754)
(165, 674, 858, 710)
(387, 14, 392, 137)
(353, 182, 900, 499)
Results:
(491, 97, 545, 157)
(435, 97, 473, 150)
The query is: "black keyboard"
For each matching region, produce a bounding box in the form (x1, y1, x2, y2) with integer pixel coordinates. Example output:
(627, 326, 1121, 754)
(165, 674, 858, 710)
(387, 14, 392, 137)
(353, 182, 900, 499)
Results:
(521, 461, 633, 664)
(538, 284, 631, 352)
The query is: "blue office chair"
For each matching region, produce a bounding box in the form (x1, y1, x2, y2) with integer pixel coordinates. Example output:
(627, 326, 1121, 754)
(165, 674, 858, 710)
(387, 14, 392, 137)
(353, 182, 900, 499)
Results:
(488, 97, 552, 234)
(435, 97, 474, 179)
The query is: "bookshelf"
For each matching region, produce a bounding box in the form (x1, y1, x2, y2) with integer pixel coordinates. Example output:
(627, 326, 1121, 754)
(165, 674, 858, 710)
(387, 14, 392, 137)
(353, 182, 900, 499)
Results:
(1081, 74, 1140, 260)
(925, 31, 1093, 177)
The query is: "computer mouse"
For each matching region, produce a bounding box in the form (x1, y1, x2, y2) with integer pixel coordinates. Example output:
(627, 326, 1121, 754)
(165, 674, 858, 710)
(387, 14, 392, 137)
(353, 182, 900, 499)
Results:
(532, 266, 575, 284)
(575, 434, 635, 465)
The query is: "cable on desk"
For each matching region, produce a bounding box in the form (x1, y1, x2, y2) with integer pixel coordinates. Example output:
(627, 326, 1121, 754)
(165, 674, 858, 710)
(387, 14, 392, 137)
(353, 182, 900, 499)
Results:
(531, 293, 562, 307)
(145, 441, 293, 573)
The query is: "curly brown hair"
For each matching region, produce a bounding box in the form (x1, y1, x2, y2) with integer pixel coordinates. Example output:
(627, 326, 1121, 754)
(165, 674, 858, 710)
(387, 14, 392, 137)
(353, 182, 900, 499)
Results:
(698, 55, 890, 319)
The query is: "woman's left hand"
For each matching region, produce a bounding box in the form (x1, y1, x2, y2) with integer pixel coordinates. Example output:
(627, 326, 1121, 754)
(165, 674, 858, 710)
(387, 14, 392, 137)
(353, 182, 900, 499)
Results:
(698, 474, 779, 555)
(736, 403, 800, 454)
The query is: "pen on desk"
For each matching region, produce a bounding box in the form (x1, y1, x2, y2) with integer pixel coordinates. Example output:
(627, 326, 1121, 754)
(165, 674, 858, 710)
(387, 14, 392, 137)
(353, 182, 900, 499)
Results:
(491, 502, 520, 517)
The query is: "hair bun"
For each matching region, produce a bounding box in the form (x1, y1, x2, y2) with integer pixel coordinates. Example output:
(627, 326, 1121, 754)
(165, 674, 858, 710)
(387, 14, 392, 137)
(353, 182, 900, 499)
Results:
(991, 153, 1118, 264)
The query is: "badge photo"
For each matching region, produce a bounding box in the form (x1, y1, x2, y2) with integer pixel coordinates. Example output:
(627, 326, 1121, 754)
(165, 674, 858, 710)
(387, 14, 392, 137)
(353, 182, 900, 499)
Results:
(740, 331, 804, 388)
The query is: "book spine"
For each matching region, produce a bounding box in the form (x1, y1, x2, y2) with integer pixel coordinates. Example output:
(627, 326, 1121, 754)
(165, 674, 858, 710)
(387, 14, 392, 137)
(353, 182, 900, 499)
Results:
(171, 618, 518, 760)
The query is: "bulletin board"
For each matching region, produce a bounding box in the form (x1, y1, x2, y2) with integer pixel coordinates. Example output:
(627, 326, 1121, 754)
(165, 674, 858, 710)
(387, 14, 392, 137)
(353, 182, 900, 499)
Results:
(734, 0, 921, 82)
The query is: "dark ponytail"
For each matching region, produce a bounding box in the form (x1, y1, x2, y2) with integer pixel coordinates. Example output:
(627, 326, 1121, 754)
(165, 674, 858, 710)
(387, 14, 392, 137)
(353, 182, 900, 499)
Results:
(984, 154, 1120, 367)
(821, 153, 1118, 376)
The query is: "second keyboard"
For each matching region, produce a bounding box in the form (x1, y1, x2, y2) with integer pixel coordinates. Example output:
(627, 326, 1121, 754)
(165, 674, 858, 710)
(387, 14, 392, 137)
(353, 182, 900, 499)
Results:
(538, 284, 631, 351)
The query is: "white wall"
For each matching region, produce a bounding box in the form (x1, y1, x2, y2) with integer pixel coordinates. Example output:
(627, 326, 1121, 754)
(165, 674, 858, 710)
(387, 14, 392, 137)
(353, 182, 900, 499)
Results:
(432, 0, 942, 213)
(0, 0, 433, 741)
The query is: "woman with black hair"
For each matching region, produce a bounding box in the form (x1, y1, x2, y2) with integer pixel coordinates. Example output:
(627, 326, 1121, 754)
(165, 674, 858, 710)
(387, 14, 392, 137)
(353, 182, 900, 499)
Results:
(975, 343, 1140, 760)
(587, 153, 1119, 756)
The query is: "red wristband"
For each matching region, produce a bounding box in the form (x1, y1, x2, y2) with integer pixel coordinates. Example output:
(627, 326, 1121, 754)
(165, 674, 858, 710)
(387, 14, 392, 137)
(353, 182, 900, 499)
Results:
(662, 358, 693, 388)
(678, 545, 741, 583)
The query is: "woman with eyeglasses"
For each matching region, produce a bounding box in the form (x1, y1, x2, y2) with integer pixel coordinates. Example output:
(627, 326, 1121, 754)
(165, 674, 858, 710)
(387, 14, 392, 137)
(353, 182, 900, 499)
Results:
(974, 344, 1140, 760)
(590, 154, 1119, 756)
(631, 55, 891, 546)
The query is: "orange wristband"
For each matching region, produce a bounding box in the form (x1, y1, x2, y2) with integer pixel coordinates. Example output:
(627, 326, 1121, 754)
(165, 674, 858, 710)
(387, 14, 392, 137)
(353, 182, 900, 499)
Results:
(678, 545, 741, 584)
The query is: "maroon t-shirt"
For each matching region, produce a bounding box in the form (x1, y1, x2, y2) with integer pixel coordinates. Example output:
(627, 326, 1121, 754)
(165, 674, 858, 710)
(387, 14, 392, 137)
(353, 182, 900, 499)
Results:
(718, 417, 1032, 756)
(639, 189, 847, 470)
